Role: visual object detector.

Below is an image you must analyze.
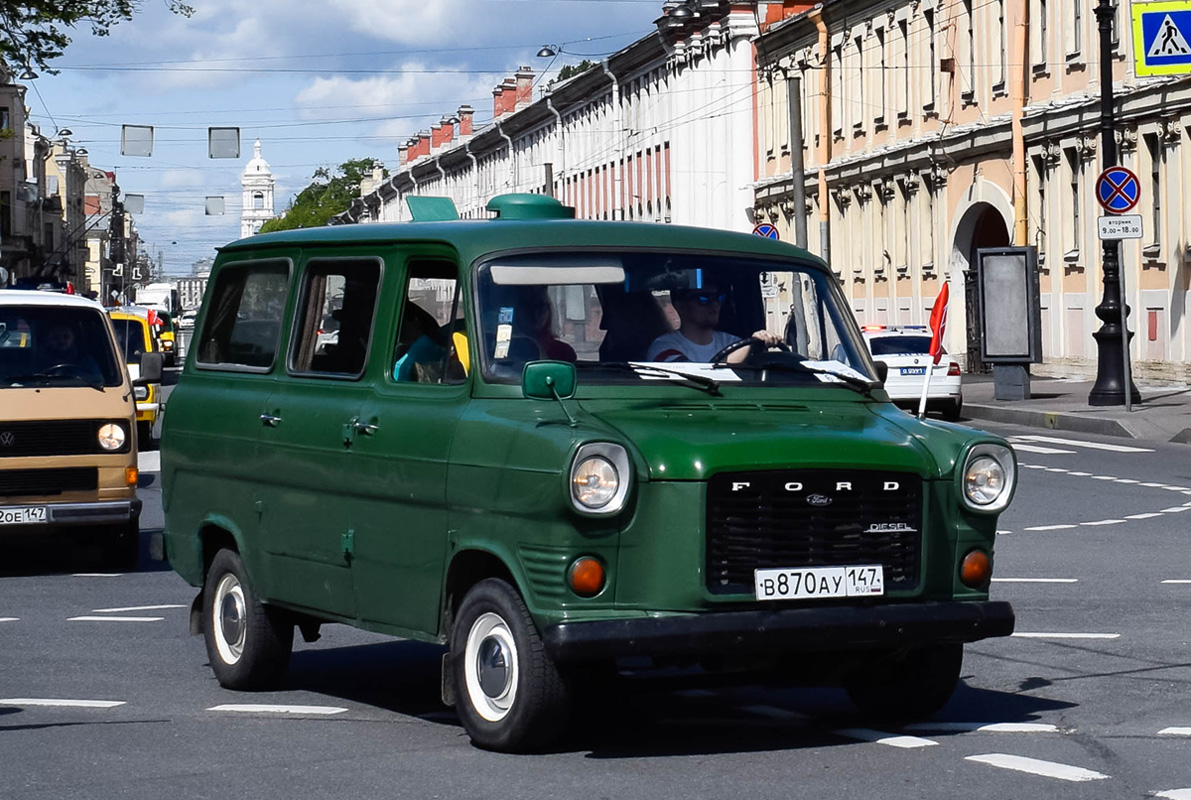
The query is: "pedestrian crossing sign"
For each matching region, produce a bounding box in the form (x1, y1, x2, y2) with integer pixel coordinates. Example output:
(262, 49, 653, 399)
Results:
(1134, 1, 1191, 76)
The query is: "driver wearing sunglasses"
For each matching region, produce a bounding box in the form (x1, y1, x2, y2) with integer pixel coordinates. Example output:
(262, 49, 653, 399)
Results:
(646, 283, 781, 363)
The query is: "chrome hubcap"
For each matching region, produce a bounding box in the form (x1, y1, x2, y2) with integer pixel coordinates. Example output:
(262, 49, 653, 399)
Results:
(477, 635, 511, 699)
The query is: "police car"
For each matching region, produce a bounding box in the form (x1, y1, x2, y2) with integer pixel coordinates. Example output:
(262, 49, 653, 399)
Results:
(863, 325, 963, 420)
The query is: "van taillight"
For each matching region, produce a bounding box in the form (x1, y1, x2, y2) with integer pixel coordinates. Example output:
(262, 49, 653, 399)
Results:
(947, 362, 961, 377)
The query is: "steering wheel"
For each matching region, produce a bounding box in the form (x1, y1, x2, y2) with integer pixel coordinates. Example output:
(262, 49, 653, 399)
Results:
(42, 363, 78, 376)
(710, 337, 791, 365)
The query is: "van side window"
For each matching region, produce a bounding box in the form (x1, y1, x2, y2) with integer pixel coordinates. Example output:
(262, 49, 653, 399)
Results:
(393, 260, 466, 385)
(291, 259, 382, 378)
(196, 261, 289, 370)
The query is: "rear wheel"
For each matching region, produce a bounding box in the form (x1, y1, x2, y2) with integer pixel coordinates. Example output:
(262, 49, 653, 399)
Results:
(941, 398, 963, 422)
(844, 643, 963, 720)
(450, 578, 570, 752)
(202, 548, 293, 690)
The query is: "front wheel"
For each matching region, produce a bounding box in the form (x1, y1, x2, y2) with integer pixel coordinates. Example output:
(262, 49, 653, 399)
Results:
(844, 643, 963, 720)
(100, 520, 139, 571)
(450, 578, 570, 752)
(202, 548, 293, 691)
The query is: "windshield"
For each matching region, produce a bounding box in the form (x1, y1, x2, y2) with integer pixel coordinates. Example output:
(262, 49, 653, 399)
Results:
(475, 251, 875, 388)
(110, 316, 151, 364)
(0, 304, 124, 388)
(869, 335, 933, 356)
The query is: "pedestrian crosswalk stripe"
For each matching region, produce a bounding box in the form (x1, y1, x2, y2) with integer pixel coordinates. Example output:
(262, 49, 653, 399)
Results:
(1012, 444, 1075, 454)
(0, 698, 125, 708)
(1156, 790, 1191, 800)
(905, 721, 1060, 733)
(1012, 632, 1120, 639)
(1159, 727, 1191, 736)
(208, 703, 347, 715)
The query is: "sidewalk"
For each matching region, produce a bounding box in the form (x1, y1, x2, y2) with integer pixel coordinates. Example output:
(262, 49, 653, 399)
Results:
(962, 375, 1191, 446)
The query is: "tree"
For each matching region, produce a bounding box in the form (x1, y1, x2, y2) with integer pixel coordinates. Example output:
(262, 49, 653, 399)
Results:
(0, 1, 195, 74)
(259, 158, 386, 233)
(557, 60, 595, 81)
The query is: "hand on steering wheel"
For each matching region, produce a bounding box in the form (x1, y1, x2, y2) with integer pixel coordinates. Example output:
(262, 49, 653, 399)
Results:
(710, 335, 790, 365)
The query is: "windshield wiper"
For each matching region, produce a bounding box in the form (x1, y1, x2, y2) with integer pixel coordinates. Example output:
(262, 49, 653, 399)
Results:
(6, 373, 106, 392)
(580, 362, 722, 395)
(733, 359, 878, 398)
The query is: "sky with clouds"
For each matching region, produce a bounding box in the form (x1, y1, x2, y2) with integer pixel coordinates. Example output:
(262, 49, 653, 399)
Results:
(28, 0, 663, 275)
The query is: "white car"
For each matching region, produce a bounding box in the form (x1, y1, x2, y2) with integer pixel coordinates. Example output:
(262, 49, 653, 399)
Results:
(863, 325, 963, 420)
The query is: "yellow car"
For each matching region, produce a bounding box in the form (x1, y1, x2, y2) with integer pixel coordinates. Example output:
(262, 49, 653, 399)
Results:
(108, 308, 163, 445)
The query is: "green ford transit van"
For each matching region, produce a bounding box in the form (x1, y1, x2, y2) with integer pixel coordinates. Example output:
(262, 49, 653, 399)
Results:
(162, 194, 1016, 752)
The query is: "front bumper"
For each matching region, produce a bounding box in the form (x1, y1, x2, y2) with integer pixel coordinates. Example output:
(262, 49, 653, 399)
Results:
(0, 498, 143, 527)
(542, 600, 1014, 662)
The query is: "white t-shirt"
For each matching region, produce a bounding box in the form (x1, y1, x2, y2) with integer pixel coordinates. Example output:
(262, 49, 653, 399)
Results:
(646, 330, 739, 362)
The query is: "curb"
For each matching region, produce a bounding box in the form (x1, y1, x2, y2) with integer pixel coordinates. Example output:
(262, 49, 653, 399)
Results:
(962, 403, 1134, 439)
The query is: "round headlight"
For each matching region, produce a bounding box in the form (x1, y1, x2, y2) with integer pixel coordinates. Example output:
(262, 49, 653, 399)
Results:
(98, 423, 126, 451)
(572, 456, 618, 509)
(960, 443, 1017, 513)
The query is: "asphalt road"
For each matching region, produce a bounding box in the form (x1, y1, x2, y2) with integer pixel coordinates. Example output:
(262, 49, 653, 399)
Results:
(2, 416, 1190, 799)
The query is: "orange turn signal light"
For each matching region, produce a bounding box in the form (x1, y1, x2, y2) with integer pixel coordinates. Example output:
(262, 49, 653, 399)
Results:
(960, 549, 991, 588)
(568, 557, 606, 597)
(125, 466, 139, 487)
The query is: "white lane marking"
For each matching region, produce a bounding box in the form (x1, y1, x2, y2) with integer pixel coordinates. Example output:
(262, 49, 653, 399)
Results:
(1159, 727, 1191, 736)
(965, 753, 1108, 782)
(1091, 476, 1117, 481)
(207, 704, 347, 715)
(1068, 471, 1093, 476)
(1014, 435, 1153, 453)
(1043, 467, 1068, 473)
(1023, 524, 1078, 531)
(1115, 479, 1140, 484)
(71, 573, 122, 578)
(996, 530, 1012, 536)
(905, 722, 1060, 734)
(1080, 519, 1126, 526)
(90, 604, 186, 614)
(1162, 580, 1191, 584)
(1012, 444, 1075, 454)
(834, 728, 937, 748)
(1156, 790, 1191, 800)
(67, 616, 164, 623)
(137, 451, 161, 473)
(0, 698, 125, 709)
(1161, 506, 1191, 513)
(0, 617, 18, 622)
(1126, 513, 1165, 520)
(1012, 632, 1120, 640)
(992, 578, 1078, 584)
(1142, 482, 1167, 488)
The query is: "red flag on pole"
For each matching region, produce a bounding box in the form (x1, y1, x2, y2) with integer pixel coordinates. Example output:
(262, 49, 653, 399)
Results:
(928, 282, 950, 365)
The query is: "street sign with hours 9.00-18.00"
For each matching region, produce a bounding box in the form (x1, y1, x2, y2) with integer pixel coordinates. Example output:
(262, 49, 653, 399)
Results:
(1098, 214, 1144, 240)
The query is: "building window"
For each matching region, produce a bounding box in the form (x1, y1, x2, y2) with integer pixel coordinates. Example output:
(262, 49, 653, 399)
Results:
(853, 36, 865, 132)
(898, 20, 910, 118)
(995, 0, 1008, 91)
(1065, 148, 1081, 259)
(1146, 133, 1162, 246)
(876, 27, 887, 127)
(1032, 0, 1049, 70)
(253, 192, 264, 210)
(833, 44, 844, 137)
(1068, 0, 1082, 56)
(0, 107, 9, 131)
(924, 10, 937, 112)
(963, 0, 975, 100)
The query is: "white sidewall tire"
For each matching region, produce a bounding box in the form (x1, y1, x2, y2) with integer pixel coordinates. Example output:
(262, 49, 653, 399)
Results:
(463, 612, 519, 722)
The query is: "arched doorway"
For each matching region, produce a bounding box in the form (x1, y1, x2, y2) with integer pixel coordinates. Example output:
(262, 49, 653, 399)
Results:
(952, 202, 1010, 372)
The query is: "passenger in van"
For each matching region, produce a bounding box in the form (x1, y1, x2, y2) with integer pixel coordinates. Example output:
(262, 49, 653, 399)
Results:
(394, 301, 448, 382)
(513, 287, 576, 362)
(646, 282, 780, 363)
(40, 322, 102, 378)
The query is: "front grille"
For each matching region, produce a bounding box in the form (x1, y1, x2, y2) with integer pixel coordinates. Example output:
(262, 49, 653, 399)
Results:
(0, 420, 122, 457)
(0, 467, 98, 497)
(706, 469, 922, 594)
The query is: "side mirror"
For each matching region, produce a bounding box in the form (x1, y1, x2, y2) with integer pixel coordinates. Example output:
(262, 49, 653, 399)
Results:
(137, 351, 164, 384)
(874, 360, 889, 386)
(522, 360, 577, 400)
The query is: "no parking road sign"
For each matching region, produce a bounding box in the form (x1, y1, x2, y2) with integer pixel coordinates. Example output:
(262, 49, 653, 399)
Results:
(752, 223, 779, 240)
(1134, 1, 1191, 76)
(1095, 167, 1141, 214)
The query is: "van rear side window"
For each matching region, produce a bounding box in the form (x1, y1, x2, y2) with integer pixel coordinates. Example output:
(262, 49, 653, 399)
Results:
(290, 258, 382, 378)
(195, 260, 290, 370)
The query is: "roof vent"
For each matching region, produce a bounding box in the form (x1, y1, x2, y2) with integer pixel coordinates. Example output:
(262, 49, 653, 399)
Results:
(486, 193, 576, 220)
(406, 196, 460, 222)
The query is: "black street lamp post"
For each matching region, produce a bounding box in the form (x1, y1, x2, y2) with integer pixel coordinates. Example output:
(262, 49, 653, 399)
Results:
(1088, 0, 1141, 406)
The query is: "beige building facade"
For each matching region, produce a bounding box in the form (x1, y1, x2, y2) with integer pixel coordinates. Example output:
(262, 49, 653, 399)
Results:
(754, 0, 1191, 383)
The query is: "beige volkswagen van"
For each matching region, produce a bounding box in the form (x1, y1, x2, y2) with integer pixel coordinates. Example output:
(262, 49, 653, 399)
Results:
(0, 290, 159, 567)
